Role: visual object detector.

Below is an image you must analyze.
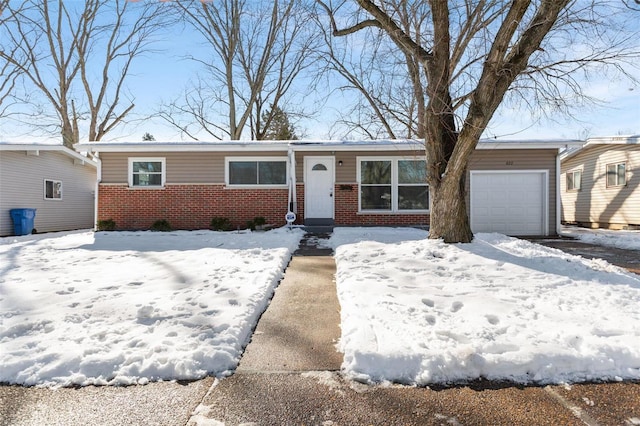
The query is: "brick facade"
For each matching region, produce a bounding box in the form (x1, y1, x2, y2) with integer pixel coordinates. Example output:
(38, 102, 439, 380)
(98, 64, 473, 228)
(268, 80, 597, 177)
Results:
(99, 184, 291, 230)
(99, 183, 429, 230)
(333, 184, 430, 226)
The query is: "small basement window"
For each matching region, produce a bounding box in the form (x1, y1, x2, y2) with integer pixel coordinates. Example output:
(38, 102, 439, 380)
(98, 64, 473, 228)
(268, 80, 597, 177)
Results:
(606, 162, 626, 187)
(566, 169, 581, 191)
(129, 158, 165, 188)
(44, 179, 62, 200)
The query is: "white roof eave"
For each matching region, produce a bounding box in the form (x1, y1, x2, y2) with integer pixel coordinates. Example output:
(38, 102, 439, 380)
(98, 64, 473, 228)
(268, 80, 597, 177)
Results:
(74, 138, 584, 154)
(560, 135, 640, 162)
(0, 143, 98, 168)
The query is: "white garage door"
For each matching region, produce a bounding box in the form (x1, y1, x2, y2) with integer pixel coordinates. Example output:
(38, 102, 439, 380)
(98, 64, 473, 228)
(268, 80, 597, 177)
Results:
(470, 171, 547, 236)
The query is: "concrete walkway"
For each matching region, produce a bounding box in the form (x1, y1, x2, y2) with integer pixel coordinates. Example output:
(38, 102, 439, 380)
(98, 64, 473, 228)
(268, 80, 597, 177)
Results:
(2, 233, 640, 425)
(236, 255, 342, 373)
(190, 234, 640, 426)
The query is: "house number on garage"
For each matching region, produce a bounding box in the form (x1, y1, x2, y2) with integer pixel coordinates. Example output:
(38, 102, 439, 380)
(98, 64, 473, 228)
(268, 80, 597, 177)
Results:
(506, 161, 514, 166)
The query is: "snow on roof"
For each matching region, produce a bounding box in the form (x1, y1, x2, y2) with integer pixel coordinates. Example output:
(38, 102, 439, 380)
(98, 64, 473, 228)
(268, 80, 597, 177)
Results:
(560, 135, 639, 162)
(585, 135, 640, 145)
(75, 138, 583, 153)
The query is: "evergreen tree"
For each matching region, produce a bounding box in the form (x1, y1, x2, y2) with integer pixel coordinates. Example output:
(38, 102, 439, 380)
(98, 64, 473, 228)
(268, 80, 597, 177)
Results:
(261, 105, 298, 140)
(142, 132, 155, 141)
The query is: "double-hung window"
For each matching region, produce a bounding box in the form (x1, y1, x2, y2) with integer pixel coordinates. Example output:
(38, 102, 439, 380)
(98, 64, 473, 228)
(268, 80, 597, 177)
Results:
(226, 157, 287, 187)
(606, 162, 626, 187)
(44, 179, 62, 200)
(129, 158, 165, 188)
(358, 157, 428, 212)
(566, 169, 582, 191)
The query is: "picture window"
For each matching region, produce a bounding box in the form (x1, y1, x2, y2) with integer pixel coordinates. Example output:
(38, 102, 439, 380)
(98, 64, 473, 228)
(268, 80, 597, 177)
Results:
(226, 157, 287, 186)
(358, 158, 429, 212)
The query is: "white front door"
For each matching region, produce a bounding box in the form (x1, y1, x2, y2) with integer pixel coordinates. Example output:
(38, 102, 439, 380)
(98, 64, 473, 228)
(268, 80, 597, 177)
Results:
(304, 157, 334, 220)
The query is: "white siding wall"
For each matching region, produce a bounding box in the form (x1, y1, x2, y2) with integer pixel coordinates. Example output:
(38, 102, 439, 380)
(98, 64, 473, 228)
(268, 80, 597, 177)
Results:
(561, 145, 640, 227)
(0, 150, 96, 236)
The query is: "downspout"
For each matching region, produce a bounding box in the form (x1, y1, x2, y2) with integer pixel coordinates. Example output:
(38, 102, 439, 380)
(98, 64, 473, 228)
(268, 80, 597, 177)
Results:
(556, 149, 561, 236)
(287, 146, 297, 215)
(94, 151, 101, 231)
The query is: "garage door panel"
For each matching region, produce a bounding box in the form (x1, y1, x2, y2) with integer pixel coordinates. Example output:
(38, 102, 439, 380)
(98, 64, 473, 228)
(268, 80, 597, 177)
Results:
(471, 171, 547, 236)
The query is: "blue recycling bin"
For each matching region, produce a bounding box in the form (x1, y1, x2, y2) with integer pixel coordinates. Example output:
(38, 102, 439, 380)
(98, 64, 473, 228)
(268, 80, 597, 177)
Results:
(10, 208, 37, 236)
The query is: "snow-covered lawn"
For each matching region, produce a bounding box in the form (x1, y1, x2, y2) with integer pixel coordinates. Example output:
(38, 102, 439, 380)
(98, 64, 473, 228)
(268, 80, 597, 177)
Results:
(0, 228, 303, 387)
(562, 225, 640, 251)
(331, 228, 640, 386)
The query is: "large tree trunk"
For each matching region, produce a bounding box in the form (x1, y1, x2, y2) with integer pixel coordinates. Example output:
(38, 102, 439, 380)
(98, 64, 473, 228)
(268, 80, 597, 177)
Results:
(429, 171, 472, 243)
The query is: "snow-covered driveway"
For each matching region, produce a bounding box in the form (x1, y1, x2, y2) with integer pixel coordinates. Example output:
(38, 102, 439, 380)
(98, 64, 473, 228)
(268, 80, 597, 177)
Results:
(0, 229, 303, 387)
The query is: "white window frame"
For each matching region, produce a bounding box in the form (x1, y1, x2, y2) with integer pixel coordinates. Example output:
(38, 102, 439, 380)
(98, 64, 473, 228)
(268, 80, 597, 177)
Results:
(128, 157, 166, 188)
(357, 156, 429, 213)
(566, 169, 582, 191)
(225, 156, 289, 188)
(606, 162, 626, 188)
(44, 179, 63, 200)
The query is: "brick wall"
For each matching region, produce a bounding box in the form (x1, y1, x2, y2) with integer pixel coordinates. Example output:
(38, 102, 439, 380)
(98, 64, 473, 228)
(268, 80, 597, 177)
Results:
(98, 183, 429, 230)
(99, 184, 290, 230)
(334, 184, 430, 226)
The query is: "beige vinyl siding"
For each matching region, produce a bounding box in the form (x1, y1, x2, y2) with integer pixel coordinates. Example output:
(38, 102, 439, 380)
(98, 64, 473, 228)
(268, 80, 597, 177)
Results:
(561, 145, 640, 227)
(0, 150, 96, 236)
(100, 151, 289, 185)
(101, 150, 425, 185)
(467, 149, 558, 235)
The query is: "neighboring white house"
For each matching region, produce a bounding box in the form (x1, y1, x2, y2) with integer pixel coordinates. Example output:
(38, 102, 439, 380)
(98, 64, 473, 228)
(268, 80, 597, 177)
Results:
(0, 143, 97, 236)
(561, 135, 640, 229)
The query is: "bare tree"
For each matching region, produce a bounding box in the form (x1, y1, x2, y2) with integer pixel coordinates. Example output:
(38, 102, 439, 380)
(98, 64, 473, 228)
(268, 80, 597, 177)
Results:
(162, 0, 318, 141)
(319, 0, 640, 243)
(314, 1, 429, 139)
(0, 0, 27, 118)
(0, 0, 169, 147)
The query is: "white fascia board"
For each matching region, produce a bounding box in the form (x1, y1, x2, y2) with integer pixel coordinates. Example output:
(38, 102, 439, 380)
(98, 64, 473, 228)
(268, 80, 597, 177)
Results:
(291, 141, 426, 151)
(74, 138, 586, 155)
(74, 140, 428, 153)
(0, 143, 98, 168)
(476, 140, 585, 150)
(74, 142, 292, 153)
(560, 136, 640, 163)
(584, 135, 640, 145)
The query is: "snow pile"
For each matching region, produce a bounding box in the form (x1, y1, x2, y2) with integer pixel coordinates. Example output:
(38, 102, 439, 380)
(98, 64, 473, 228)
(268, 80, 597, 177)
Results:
(0, 228, 303, 387)
(331, 228, 640, 385)
(562, 226, 640, 251)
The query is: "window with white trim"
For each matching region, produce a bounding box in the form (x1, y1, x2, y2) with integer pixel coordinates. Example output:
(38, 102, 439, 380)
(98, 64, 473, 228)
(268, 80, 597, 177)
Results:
(226, 157, 287, 186)
(358, 157, 428, 212)
(566, 169, 581, 191)
(44, 179, 62, 200)
(129, 158, 165, 187)
(606, 162, 626, 187)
